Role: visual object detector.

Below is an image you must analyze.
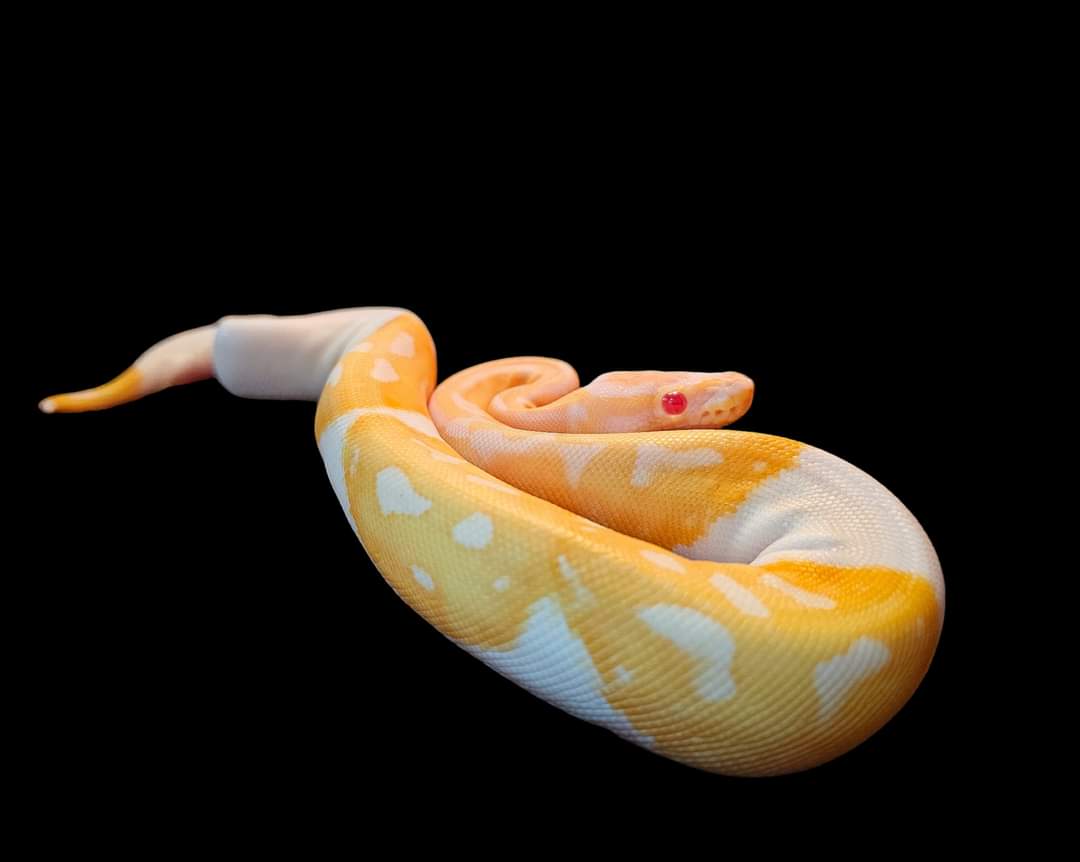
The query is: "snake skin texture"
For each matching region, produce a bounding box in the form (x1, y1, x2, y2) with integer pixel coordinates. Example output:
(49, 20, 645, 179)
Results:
(41, 307, 944, 777)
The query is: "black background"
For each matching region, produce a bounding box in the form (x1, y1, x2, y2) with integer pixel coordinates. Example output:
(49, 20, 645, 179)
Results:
(16, 40, 997, 833)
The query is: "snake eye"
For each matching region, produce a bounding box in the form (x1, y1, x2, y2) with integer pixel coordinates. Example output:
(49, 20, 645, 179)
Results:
(662, 391, 687, 415)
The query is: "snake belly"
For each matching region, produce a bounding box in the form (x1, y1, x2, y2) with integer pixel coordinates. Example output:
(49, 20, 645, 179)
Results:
(313, 309, 943, 777)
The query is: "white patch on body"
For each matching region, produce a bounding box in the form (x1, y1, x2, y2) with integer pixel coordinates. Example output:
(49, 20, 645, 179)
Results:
(464, 597, 654, 748)
(672, 446, 945, 610)
(557, 555, 593, 606)
(390, 332, 415, 357)
(613, 665, 634, 685)
(215, 308, 403, 401)
(326, 362, 343, 386)
(587, 376, 660, 398)
(600, 414, 649, 433)
(760, 574, 836, 609)
(638, 605, 737, 702)
(350, 341, 374, 353)
(375, 467, 432, 516)
(709, 573, 770, 618)
(567, 402, 588, 431)
(411, 565, 435, 591)
(317, 410, 362, 533)
(493, 577, 511, 592)
(631, 445, 724, 487)
(640, 549, 687, 574)
(453, 513, 494, 549)
(339, 309, 407, 352)
(814, 637, 891, 719)
(558, 443, 604, 487)
(348, 408, 440, 439)
(371, 358, 399, 382)
(446, 423, 548, 462)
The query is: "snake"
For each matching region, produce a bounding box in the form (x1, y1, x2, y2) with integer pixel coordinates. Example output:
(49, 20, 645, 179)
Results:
(40, 307, 943, 777)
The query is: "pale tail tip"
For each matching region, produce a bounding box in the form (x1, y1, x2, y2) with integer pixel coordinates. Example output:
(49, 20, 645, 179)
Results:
(37, 367, 144, 413)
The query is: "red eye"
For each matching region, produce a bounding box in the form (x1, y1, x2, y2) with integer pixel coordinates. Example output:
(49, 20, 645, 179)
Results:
(662, 391, 687, 415)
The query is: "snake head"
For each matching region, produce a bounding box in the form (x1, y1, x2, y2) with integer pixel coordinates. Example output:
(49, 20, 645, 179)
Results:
(655, 372, 754, 429)
(580, 370, 755, 432)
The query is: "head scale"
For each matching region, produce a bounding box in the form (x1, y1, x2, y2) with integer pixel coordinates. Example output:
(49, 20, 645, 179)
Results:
(655, 371, 754, 429)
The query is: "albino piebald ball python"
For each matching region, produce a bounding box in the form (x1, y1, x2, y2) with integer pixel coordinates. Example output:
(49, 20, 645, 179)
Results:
(41, 308, 943, 776)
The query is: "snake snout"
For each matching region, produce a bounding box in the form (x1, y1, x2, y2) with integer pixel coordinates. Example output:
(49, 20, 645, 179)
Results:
(696, 373, 754, 424)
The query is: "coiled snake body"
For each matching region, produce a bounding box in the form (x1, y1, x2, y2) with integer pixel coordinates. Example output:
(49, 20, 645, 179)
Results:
(41, 308, 943, 776)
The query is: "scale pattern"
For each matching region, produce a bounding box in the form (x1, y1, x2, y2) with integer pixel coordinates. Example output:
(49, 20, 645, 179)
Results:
(314, 311, 943, 776)
(41, 307, 943, 776)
